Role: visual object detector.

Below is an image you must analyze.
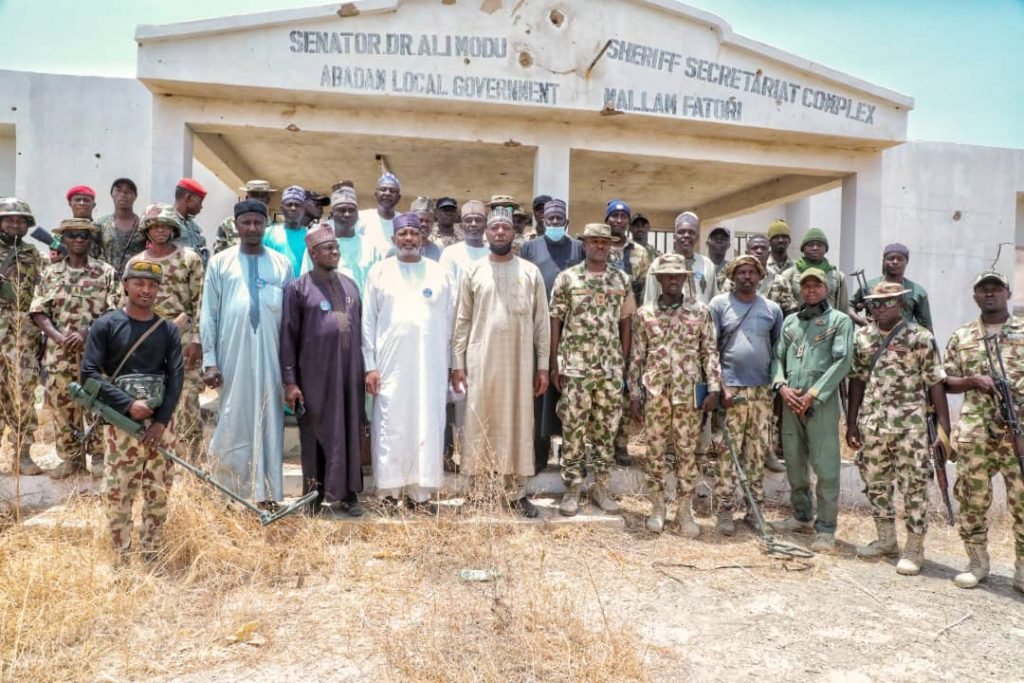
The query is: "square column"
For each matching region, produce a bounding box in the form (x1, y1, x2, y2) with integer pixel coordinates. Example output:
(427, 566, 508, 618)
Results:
(151, 101, 194, 201)
(839, 156, 884, 279)
(533, 143, 570, 207)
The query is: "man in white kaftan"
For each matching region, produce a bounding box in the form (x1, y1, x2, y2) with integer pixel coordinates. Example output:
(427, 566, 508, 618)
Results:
(359, 172, 402, 252)
(200, 200, 293, 503)
(439, 199, 491, 286)
(362, 213, 454, 504)
(451, 207, 550, 517)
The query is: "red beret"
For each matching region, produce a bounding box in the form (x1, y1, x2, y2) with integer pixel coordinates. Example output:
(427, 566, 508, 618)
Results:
(176, 178, 207, 198)
(66, 185, 95, 201)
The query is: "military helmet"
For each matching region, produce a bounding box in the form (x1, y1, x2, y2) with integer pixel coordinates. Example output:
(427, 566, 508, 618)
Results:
(140, 202, 182, 237)
(0, 197, 36, 228)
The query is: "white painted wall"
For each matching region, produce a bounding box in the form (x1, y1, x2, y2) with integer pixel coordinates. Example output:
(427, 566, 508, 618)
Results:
(0, 129, 16, 196)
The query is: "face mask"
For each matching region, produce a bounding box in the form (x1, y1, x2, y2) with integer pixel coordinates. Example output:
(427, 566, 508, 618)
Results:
(546, 226, 567, 242)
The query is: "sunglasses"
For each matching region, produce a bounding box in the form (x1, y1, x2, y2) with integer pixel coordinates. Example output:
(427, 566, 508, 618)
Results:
(126, 261, 163, 276)
(866, 298, 901, 310)
(63, 231, 93, 241)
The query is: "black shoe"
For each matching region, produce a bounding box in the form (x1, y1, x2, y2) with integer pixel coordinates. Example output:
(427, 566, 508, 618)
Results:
(510, 497, 540, 518)
(614, 447, 634, 467)
(341, 493, 364, 517)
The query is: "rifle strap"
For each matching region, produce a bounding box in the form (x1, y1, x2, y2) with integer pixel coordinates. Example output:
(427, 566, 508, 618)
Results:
(867, 321, 907, 376)
(111, 315, 164, 381)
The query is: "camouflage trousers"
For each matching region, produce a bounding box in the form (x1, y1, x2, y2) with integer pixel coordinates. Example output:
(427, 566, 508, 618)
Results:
(172, 368, 205, 461)
(46, 366, 100, 462)
(615, 392, 640, 450)
(954, 436, 1024, 559)
(855, 428, 932, 535)
(636, 395, 703, 496)
(102, 424, 175, 553)
(713, 386, 772, 512)
(0, 335, 39, 457)
(557, 376, 622, 486)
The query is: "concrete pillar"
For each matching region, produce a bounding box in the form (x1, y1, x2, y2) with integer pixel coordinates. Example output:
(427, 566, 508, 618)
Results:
(533, 143, 570, 208)
(150, 101, 194, 203)
(839, 155, 884, 278)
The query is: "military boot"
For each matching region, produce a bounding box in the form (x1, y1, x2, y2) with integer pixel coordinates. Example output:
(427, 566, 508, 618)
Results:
(14, 450, 43, 476)
(716, 509, 736, 536)
(764, 450, 786, 473)
(896, 532, 925, 576)
(559, 483, 581, 517)
(1014, 559, 1024, 594)
(855, 519, 900, 559)
(953, 542, 990, 589)
(671, 496, 701, 538)
(644, 490, 665, 533)
(90, 453, 104, 479)
(589, 483, 620, 514)
(811, 532, 835, 553)
(48, 457, 83, 480)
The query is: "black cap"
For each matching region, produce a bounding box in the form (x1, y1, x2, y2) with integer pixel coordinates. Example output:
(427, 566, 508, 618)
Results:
(110, 177, 138, 195)
(234, 199, 269, 219)
(631, 213, 649, 226)
(708, 226, 730, 238)
(436, 197, 458, 209)
(305, 190, 330, 207)
(532, 194, 552, 210)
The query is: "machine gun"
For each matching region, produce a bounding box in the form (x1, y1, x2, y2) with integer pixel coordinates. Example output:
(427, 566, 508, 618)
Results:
(69, 379, 317, 525)
(719, 397, 813, 559)
(983, 335, 1024, 478)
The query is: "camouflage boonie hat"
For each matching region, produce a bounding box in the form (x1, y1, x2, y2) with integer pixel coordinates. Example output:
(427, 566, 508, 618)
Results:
(239, 179, 276, 194)
(0, 197, 36, 227)
(798, 267, 827, 285)
(53, 217, 99, 236)
(487, 194, 519, 209)
(410, 196, 436, 215)
(864, 281, 911, 300)
(140, 203, 182, 237)
(972, 271, 1009, 289)
(651, 253, 691, 275)
(123, 259, 164, 283)
(580, 223, 612, 239)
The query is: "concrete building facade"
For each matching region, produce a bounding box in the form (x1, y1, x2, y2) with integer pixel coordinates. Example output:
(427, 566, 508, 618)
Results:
(0, 0, 1022, 350)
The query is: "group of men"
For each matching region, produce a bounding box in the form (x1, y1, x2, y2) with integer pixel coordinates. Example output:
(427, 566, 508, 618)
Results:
(0, 172, 1020, 595)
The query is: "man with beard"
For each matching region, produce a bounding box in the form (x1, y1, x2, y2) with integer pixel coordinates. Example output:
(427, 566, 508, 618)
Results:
(362, 213, 454, 510)
(97, 178, 145, 273)
(643, 212, 718, 306)
(519, 198, 584, 471)
(281, 223, 365, 516)
(849, 243, 932, 329)
(770, 268, 853, 553)
(263, 185, 311, 278)
(360, 173, 402, 251)
(200, 200, 293, 508)
(451, 206, 549, 517)
(709, 256, 783, 535)
(214, 180, 277, 255)
(389, 197, 441, 261)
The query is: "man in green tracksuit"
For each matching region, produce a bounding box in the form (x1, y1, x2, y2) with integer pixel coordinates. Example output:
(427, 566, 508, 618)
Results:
(770, 268, 853, 552)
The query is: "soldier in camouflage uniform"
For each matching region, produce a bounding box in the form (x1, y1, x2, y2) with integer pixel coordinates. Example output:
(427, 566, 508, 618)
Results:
(173, 178, 210, 266)
(125, 203, 206, 461)
(30, 218, 119, 478)
(629, 253, 721, 535)
(770, 268, 853, 553)
(81, 259, 184, 563)
(629, 213, 661, 262)
(766, 219, 794, 276)
(433, 197, 464, 250)
(606, 200, 650, 466)
(846, 281, 950, 576)
(214, 179, 276, 255)
(96, 177, 145, 274)
(772, 228, 847, 316)
(550, 223, 636, 517)
(0, 198, 45, 475)
(706, 226, 731, 293)
(944, 271, 1024, 593)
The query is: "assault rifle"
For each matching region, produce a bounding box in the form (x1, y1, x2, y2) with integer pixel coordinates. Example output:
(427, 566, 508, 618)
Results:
(983, 335, 1024, 478)
(850, 269, 870, 311)
(926, 407, 955, 526)
(69, 379, 317, 525)
(719, 397, 813, 559)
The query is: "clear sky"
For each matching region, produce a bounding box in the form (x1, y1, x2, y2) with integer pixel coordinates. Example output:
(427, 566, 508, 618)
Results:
(0, 0, 1021, 148)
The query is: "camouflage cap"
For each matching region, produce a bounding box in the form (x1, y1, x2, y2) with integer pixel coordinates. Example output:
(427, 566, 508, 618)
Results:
(122, 259, 164, 283)
(240, 179, 276, 194)
(140, 203, 182, 237)
(798, 267, 827, 285)
(864, 280, 911, 300)
(410, 196, 436, 215)
(651, 253, 691, 275)
(580, 223, 612, 240)
(726, 254, 766, 279)
(487, 194, 518, 209)
(0, 197, 36, 227)
(973, 271, 1009, 289)
(53, 217, 99, 236)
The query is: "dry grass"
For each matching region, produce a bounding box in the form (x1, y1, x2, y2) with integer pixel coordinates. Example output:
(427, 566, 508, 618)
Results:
(0, 474, 652, 682)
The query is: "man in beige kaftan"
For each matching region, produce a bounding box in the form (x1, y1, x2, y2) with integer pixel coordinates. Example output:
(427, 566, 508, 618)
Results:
(451, 206, 550, 516)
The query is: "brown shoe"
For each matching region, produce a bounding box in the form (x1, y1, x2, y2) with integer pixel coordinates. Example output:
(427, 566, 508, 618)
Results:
(48, 458, 83, 480)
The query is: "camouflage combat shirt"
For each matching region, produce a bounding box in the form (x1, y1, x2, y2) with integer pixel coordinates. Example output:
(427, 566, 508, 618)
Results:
(549, 263, 636, 381)
(124, 246, 204, 345)
(0, 238, 43, 343)
(851, 321, 945, 434)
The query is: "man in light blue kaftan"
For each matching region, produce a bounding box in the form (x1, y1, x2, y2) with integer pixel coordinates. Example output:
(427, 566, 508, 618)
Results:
(263, 185, 309, 278)
(201, 200, 293, 504)
(300, 185, 381, 293)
